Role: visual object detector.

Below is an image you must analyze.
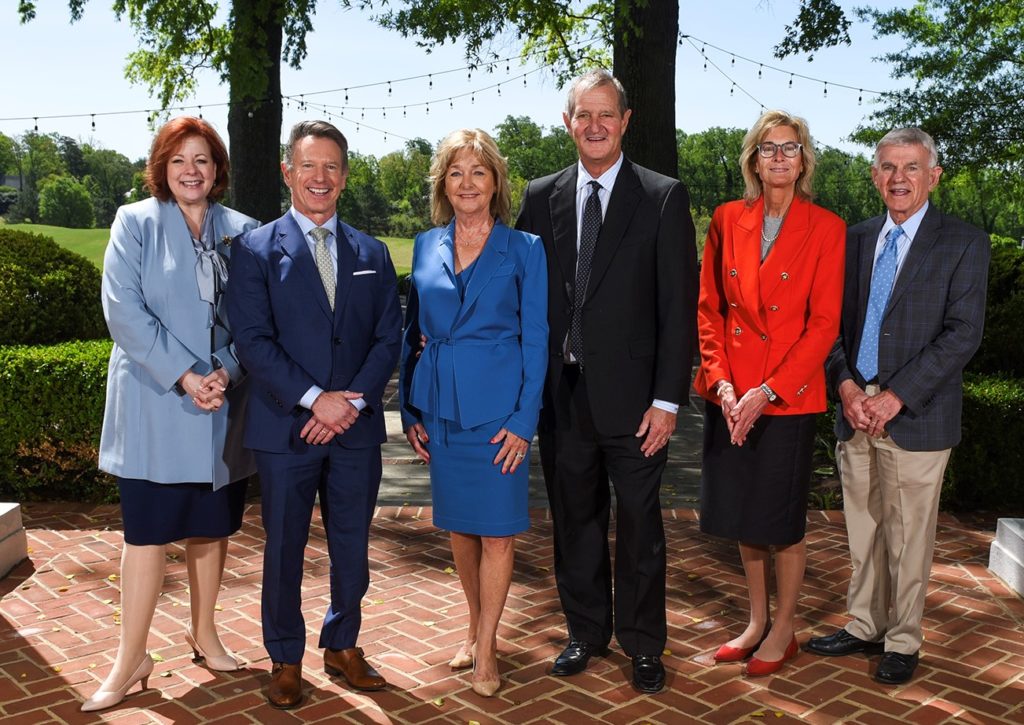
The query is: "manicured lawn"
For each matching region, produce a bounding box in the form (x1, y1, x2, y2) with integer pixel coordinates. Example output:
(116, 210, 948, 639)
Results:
(2, 222, 109, 268)
(1, 221, 413, 276)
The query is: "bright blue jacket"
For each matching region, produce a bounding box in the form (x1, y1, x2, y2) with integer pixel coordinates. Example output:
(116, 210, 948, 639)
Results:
(399, 220, 548, 441)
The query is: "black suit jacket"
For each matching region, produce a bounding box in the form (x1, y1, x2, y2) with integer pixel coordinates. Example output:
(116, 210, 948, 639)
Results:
(826, 204, 990, 451)
(516, 158, 698, 436)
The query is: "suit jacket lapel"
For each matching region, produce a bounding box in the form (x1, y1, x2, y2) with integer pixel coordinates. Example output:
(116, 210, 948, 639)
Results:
(549, 166, 578, 301)
(333, 221, 358, 326)
(457, 221, 510, 325)
(851, 216, 885, 347)
(732, 197, 763, 314)
(586, 159, 641, 297)
(759, 196, 813, 299)
(279, 214, 333, 320)
(886, 205, 940, 314)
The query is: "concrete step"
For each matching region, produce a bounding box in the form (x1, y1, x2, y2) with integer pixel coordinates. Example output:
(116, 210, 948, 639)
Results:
(988, 518, 1024, 597)
(0, 503, 28, 579)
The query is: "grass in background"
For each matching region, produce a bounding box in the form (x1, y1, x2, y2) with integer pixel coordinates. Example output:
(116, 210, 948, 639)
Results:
(2, 222, 108, 268)
(1, 221, 413, 276)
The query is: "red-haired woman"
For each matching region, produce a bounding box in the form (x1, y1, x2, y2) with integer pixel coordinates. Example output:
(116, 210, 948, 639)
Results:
(84, 117, 259, 711)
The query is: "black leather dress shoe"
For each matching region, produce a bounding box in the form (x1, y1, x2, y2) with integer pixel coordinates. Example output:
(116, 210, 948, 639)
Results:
(805, 628, 884, 657)
(551, 639, 608, 676)
(875, 651, 919, 684)
(631, 654, 666, 694)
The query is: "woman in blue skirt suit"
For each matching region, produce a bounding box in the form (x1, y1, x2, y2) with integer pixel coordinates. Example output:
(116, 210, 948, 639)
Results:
(85, 118, 258, 711)
(400, 129, 548, 697)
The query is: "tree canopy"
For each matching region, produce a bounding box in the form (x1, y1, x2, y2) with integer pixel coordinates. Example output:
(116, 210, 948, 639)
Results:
(852, 0, 1024, 172)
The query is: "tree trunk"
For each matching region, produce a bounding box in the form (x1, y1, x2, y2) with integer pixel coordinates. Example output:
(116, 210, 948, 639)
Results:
(613, 0, 679, 179)
(227, 1, 284, 223)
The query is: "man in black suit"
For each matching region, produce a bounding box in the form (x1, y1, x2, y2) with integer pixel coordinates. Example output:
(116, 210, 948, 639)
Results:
(808, 128, 989, 685)
(516, 68, 698, 693)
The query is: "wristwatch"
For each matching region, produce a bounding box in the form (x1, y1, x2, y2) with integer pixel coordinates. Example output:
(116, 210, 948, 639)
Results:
(759, 382, 777, 402)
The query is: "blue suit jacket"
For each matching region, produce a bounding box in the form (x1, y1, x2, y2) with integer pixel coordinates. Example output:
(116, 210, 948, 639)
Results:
(99, 198, 259, 486)
(226, 212, 403, 453)
(827, 205, 990, 450)
(399, 220, 548, 441)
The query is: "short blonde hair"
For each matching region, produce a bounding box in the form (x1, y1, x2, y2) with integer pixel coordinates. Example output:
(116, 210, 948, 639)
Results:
(739, 110, 817, 204)
(429, 129, 511, 226)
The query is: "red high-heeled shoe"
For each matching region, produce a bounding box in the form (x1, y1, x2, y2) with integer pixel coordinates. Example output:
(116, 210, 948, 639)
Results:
(714, 626, 771, 663)
(744, 635, 798, 677)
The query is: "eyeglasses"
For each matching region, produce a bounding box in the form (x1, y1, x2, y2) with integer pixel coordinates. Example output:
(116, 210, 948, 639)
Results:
(756, 142, 803, 158)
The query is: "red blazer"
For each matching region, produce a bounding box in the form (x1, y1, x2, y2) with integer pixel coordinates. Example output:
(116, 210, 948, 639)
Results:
(693, 195, 845, 415)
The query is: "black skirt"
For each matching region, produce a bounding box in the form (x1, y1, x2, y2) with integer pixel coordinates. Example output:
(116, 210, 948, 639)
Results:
(117, 477, 247, 546)
(699, 401, 816, 546)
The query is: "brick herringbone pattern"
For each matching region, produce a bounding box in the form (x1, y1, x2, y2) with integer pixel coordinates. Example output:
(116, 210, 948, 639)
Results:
(1, 504, 1022, 723)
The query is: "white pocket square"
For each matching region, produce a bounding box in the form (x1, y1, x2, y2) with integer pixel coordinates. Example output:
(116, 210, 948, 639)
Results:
(352, 270, 377, 276)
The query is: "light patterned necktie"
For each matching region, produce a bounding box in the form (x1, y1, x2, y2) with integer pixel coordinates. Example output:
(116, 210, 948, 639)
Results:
(856, 225, 903, 381)
(569, 180, 602, 366)
(310, 226, 336, 311)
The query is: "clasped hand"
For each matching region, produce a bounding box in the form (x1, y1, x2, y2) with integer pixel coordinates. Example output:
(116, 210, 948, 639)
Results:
(720, 384, 769, 446)
(838, 380, 902, 438)
(179, 369, 228, 412)
(302, 390, 364, 445)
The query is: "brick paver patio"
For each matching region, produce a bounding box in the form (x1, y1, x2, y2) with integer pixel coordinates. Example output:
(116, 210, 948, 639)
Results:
(1, 502, 1021, 724)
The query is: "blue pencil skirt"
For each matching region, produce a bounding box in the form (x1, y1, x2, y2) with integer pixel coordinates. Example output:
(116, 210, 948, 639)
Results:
(423, 416, 530, 537)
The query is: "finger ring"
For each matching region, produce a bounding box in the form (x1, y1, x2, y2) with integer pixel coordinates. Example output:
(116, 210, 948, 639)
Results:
(515, 452, 524, 459)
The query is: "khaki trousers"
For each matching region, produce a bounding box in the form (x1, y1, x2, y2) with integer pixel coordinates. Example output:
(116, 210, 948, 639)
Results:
(836, 390, 951, 654)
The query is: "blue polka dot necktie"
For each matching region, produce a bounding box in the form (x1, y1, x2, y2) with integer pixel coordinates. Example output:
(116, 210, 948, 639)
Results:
(856, 225, 903, 381)
(569, 180, 602, 366)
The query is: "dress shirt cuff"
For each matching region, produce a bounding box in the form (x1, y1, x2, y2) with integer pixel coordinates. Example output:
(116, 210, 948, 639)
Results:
(652, 399, 679, 415)
(300, 385, 324, 410)
(351, 397, 367, 412)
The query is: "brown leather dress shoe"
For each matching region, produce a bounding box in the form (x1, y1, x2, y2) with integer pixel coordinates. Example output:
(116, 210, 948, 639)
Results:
(324, 647, 387, 691)
(266, 662, 303, 709)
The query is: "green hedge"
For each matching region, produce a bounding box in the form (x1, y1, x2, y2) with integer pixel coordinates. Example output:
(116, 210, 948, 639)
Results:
(945, 374, 1024, 511)
(0, 340, 116, 503)
(0, 228, 108, 345)
(816, 374, 1024, 512)
(970, 236, 1024, 377)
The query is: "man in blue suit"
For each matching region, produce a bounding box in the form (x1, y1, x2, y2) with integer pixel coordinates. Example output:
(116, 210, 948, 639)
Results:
(809, 128, 989, 685)
(226, 120, 403, 709)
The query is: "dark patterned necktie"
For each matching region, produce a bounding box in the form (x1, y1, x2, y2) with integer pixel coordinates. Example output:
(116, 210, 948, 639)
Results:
(569, 180, 602, 366)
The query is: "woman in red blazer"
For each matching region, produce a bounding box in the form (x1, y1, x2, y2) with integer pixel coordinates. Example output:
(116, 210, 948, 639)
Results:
(694, 110, 844, 676)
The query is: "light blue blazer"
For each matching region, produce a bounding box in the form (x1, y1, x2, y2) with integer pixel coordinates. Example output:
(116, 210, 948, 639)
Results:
(98, 197, 259, 487)
(399, 220, 548, 441)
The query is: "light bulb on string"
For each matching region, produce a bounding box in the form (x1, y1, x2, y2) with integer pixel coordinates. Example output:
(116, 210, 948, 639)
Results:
(34, 117, 38, 131)
(388, 82, 392, 96)
(730, 83, 735, 96)
(247, 110, 253, 118)
(403, 106, 407, 118)
(449, 99, 453, 109)
(497, 84, 501, 96)
(731, 55, 735, 67)
(523, 76, 527, 87)
(426, 103, 430, 115)
(91, 114, 96, 131)
(345, 89, 349, 104)
(858, 89, 863, 105)
(382, 107, 387, 119)
(300, 95, 305, 111)
(471, 93, 475, 104)
(823, 82, 828, 97)
(789, 73, 794, 89)
(758, 64, 763, 79)
(429, 74, 433, 90)
(198, 106, 203, 119)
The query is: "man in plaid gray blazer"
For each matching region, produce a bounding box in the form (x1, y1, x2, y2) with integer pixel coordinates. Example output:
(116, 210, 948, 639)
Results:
(808, 128, 990, 685)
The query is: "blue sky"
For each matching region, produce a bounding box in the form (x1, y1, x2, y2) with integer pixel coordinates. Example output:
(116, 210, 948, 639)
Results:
(2, 1, 911, 161)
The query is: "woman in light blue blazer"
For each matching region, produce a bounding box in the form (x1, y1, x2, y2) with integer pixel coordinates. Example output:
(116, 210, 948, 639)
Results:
(400, 129, 548, 697)
(84, 118, 258, 711)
